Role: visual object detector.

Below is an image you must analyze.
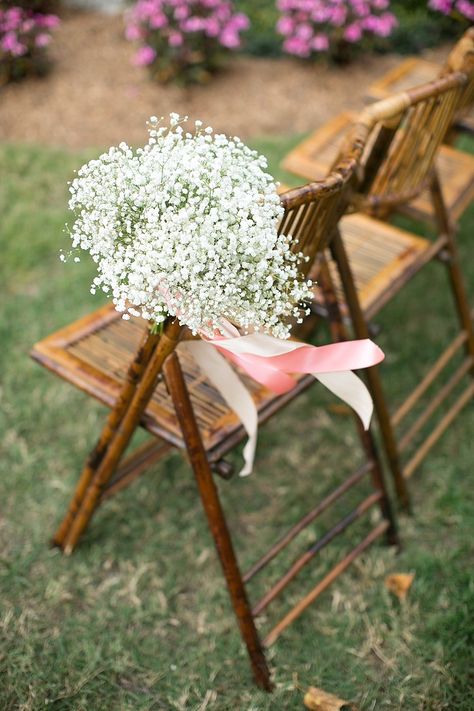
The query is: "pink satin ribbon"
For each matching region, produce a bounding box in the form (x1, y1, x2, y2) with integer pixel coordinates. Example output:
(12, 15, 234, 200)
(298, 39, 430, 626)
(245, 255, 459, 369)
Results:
(210, 334, 384, 396)
(183, 327, 384, 475)
(155, 287, 384, 474)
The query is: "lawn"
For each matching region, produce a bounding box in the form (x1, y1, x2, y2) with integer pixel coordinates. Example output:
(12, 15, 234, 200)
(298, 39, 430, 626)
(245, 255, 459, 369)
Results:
(0, 138, 473, 710)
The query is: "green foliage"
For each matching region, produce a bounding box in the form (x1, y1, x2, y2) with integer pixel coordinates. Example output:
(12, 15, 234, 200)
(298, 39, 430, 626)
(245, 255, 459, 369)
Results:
(0, 138, 473, 709)
(2, 0, 61, 11)
(235, 0, 281, 57)
(389, 1, 466, 54)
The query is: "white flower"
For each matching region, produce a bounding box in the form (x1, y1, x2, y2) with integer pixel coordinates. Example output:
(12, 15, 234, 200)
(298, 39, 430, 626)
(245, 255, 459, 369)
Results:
(66, 115, 312, 338)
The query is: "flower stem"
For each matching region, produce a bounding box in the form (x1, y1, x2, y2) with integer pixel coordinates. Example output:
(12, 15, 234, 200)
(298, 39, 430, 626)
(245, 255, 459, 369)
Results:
(150, 320, 165, 336)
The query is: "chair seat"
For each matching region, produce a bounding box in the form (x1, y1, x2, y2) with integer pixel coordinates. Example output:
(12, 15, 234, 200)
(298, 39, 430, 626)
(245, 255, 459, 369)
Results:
(367, 57, 439, 100)
(314, 214, 430, 320)
(282, 112, 474, 224)
(31, 305, 312, 463)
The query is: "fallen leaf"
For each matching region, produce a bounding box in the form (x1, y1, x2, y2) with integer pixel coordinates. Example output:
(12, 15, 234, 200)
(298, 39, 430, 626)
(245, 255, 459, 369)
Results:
(385, 572, 415, 601)
(304, 686, 357, 710)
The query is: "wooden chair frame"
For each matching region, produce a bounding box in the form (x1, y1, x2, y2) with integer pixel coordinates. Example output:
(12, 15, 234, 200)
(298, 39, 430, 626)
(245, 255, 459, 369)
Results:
(283, 32, 474, 230)
(32, 138, 399, 690)
(312, 75, 474, 509)
(367, 28, 474, 140)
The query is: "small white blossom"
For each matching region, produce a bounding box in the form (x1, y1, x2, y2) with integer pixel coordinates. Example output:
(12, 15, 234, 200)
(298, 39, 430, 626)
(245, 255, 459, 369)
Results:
(65, 115, 312, 338)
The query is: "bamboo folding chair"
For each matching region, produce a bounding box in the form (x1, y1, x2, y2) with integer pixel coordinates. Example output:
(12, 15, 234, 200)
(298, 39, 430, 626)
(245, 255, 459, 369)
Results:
(31, 138, 398, 689)
(367, 28, 474, 139)
(293, 73, 474, 508)
(282, 29, 474, 229)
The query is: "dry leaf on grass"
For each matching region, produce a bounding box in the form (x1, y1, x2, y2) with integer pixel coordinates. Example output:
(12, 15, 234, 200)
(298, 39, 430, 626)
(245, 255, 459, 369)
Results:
(303, 686, 357, 711)
(385, 572, 415, 601)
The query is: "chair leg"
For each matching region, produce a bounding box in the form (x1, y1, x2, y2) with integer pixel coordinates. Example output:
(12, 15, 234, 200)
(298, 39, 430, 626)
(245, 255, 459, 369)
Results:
(52, 325, 162, 548)
(329, 232, 412, 510)
(318, 259, 399, 546)
(163, 352, 273, 692)
(356, 425, 399, 547)
(60, 319, 183, 554)
(429, 172, 474, 370)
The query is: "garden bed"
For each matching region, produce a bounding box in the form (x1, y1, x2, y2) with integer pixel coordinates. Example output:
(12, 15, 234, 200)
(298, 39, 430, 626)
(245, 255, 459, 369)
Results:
(0, 9, 449, 150)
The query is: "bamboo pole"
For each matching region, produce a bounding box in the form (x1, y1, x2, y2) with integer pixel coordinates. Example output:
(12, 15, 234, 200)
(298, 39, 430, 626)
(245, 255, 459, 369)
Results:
(61, 318, 183, 554)
(52, 324, 162, 548)
(163, 352, 273, 691)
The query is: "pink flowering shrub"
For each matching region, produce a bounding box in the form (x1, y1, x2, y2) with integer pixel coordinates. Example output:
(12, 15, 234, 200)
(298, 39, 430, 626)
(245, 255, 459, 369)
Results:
(428, 0, 474, 21)
(126, 0, 250, 84)
(276, 0, 398, 61)
(0, 6, 59, 83)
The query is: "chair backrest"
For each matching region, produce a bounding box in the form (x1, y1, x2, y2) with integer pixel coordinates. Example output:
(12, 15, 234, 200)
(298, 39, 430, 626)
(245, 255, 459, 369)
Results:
(278, 124, 369, 277)
(351, 69, 469, 210)
(443, 27, 474, 114)
(350, 30, 474, 211)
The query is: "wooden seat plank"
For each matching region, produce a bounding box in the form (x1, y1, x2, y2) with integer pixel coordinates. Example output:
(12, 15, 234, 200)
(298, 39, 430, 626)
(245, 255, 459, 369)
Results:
(367, 58, 439, 100)
(313, 214, 430, 318)
(31, 306, 307, 460)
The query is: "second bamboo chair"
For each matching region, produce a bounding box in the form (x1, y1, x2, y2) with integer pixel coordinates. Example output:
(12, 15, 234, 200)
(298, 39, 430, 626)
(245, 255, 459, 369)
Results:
(31, 132, 398, 690)
(282, 28, 474, 229)
(367, 27, 474, 138)
(299, 73, 474, 508)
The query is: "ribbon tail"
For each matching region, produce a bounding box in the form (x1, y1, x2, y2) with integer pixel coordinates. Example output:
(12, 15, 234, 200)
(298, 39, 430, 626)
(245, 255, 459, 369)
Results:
(314, 370, 374, 430)
(180, 341, 258, 476)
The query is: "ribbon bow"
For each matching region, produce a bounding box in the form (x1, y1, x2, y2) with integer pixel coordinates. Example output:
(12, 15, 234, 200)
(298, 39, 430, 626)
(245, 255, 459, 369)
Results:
(181, 321, 383, 476)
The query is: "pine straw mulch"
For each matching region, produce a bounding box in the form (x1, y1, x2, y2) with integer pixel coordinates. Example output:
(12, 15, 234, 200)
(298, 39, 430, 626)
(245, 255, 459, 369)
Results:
(0, 10, 448, 150)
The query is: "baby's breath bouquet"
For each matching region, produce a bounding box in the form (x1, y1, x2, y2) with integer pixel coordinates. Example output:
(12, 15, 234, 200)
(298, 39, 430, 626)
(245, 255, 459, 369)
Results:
(66, 114, 312, 339)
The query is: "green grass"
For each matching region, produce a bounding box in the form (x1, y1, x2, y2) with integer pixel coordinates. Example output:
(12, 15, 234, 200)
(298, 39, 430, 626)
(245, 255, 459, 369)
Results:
(1, 137, 473, 710)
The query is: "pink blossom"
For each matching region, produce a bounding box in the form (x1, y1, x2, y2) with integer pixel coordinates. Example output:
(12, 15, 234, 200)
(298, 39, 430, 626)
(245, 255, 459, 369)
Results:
(168, 31, 183, 46)
(174, 6, 189, 20)
(5, 8, 22, 26)
(205, 17, 220, 36)
(312, 32, 329, 50)
(22, 19, 35, 33)
(125, 23, 144, 40)
(296, 22, 314, 40)
(456, 0, 474, 19)
(231, 13, 250, 31)
(352, 1, 371, 18)
(35, 14, 60, 29)
(219, 29, 239, 48)
(133, 44, 157, 65)
(276, 15, 295, 36)
(428, 0, 453, 12)
(182, 16, 205, 32)
(35, 32, 51, 47)
(344, 22, 363, 42)
(1, 32, 27, 56)
(329, 7, 348, 25)
(149, 12, 167, 29)
(283, 35, 311, 56)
